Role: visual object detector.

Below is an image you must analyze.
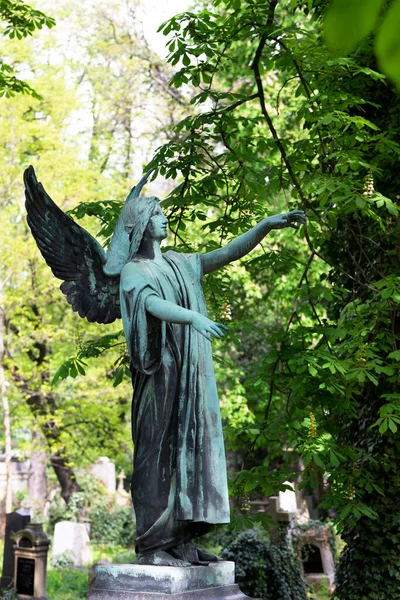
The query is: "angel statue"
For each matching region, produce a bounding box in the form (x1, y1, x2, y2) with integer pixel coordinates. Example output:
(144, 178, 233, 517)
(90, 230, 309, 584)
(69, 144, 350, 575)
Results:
(24, 166, 306, 567)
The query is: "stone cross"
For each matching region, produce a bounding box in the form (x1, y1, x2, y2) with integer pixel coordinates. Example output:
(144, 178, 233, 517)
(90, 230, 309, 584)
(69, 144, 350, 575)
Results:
(117, 471, 126, 494)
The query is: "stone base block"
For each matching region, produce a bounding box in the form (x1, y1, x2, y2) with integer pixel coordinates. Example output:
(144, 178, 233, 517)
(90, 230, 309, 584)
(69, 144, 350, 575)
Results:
(88, 562, 251, 600)
(89, 583, 249, 600)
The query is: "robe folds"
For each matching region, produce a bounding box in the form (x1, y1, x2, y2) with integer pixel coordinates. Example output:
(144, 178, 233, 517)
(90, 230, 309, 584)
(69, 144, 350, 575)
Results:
(120, 251, 230, 555)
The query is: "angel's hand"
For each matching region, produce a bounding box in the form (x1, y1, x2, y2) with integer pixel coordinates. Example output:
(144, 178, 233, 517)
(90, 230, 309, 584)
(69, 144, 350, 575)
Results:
(191, 314, 229, 342)
(267, 210, 306, 230)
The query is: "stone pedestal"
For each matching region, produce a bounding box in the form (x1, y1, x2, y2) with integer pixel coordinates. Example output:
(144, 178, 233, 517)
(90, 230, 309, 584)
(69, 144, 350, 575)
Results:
(88, 561, 250, 600)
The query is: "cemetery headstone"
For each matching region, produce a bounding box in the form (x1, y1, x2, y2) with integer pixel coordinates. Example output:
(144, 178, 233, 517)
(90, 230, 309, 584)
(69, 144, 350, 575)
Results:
(0, 457, 30, 500)
(13, 523, 50, 599)
(90, 457, 116, 493)
(0, 509, 30, 590)
(279, 481, 298, 514)
(52, 521, 93, 567)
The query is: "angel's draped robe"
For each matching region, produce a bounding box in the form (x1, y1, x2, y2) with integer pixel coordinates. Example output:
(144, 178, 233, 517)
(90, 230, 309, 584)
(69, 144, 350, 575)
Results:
(120, 251, 230, 554)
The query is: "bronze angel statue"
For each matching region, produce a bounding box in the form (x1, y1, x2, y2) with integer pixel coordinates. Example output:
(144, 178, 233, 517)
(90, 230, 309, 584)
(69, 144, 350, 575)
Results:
(24, 166, 305, 567)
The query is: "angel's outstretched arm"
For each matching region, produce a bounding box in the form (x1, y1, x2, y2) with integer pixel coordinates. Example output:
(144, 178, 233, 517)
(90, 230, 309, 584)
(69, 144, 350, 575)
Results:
(201, 210, 306, 275)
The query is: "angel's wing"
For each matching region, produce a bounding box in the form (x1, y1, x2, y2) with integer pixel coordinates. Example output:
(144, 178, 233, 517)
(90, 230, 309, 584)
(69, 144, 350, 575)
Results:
(24, 166, 121, 324)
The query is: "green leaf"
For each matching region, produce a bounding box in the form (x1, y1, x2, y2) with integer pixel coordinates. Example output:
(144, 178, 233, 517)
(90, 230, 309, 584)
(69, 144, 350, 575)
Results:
(330, 450, 340, 467)
(340, 503, 352, 519)
(375, 0, 400, 87)
(313, 453, 325, 469)
(379, 419, 388, 434)
(324, 0, 385, 53)
(52, 363, 69, 385)
(76, 361, 86, 376)
(249, 428, 260, 435)
(308, 364, 317, 376)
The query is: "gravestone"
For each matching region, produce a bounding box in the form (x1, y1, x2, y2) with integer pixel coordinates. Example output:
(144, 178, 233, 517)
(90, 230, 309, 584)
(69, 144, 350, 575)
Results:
(0, 509, 30, 590)
(90, 457, 116, 493)
(52, 521, 93, 566)
(13, 523, 50, 599)
(0, 456, 30, 500)
(279, 481, 297, 514)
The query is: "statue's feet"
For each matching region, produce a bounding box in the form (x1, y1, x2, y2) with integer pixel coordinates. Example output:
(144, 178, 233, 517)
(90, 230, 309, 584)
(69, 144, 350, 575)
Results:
(138, 550, 191, 567)
(197, 548, 222, 563)
(169, 542, 222, 565)
(169, 542, 200, 564)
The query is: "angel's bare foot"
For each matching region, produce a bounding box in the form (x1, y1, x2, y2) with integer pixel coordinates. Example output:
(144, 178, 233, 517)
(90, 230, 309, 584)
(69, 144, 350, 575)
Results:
(138, 550, 191, 567)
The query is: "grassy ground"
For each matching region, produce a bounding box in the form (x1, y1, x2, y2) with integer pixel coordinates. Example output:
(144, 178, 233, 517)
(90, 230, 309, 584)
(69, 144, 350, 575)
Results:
(47, 568, 87, 600)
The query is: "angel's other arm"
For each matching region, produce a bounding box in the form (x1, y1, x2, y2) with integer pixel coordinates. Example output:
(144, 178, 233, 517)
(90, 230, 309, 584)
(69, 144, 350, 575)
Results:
(121, 262, 227, 341)
(145, 296, 227, 341)
(201, 210, 306, 275)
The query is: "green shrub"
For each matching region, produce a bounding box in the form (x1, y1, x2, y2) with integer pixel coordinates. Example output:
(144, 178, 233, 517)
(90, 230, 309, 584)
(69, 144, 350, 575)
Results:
(0, 585, 17, 600)
(195, 524, 238, 556)
(89, 500, 135, 547)
(51, 552, 74, 570)
(47, 493, 85, 536)
(221, 529, 307, 600)
(334, 513, 400, 600)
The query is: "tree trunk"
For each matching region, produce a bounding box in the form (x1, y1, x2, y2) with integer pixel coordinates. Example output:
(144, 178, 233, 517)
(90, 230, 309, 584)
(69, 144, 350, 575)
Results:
(25, 389, 82, 504)
(0, 277, 12, 513)
(28, 433, 47, 509)
(49, 454, 81, 504)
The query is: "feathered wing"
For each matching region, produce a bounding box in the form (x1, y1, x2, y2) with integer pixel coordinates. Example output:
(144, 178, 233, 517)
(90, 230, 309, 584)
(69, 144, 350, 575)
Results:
(24, 166, 121, 324)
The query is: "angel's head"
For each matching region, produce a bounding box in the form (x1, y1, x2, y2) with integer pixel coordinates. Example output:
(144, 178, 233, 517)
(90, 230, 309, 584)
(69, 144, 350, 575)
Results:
(142, 202, 168, 243)
(103, 171, 165, 276)
(123, 196, 167, 257)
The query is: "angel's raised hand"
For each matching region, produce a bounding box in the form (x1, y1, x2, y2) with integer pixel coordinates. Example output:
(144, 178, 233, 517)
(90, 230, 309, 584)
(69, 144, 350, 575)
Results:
(268, 210, 306, 230)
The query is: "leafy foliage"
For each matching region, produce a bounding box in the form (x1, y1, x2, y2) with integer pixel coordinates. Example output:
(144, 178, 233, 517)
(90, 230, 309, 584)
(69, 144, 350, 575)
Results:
(0, 0, 55, 97)
(221, 528, 306, 600)
(89, 499, 135, 547)
(0, 0, 183, 499)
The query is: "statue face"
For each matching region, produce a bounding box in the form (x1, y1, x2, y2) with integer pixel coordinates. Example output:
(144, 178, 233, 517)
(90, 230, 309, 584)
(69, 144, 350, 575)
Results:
(145, 204, 168, 241)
